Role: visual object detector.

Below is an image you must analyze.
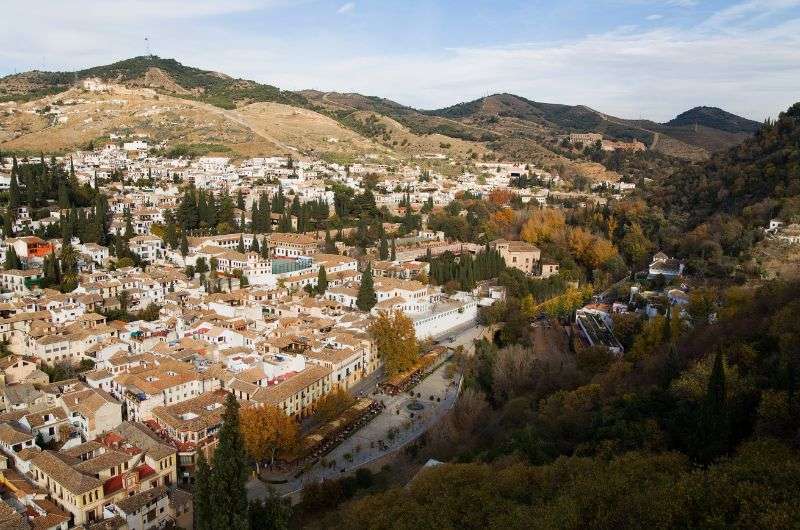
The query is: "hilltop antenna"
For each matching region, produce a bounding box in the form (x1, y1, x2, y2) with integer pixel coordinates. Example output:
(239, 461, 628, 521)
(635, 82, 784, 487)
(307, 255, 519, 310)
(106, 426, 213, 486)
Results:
(145, 37, 151, 57)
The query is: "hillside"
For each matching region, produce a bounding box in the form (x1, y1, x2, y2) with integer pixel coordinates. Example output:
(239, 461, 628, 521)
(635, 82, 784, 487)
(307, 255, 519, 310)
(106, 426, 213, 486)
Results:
(0, 56, 757, 167)
(651, 102, 800, 227)
(0, 56, 305, 109)
(666, 106, 761, 134)
(427, 93, 757, 160)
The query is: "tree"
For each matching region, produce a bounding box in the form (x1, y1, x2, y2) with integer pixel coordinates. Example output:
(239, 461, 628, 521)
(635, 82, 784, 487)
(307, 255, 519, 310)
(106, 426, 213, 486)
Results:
(317, 265, 328, 295)
(313, 388, 356, 423)
(248, 492, 291, 530)
(701, 352, 729, 462)
(180, 231, 189, 257)
(356, 263, 377, 311)
(369, 309, 419, 376)
(324, 228, 336, 253)
(237, 234, 245, 253)
(390, 238, 396, 261)
(240, 404, 299, 470)
(193, 451, 212, 530)
(379, 231, 389, 260)
(208, 393, 249, 530)
(4, 247, 21, 270)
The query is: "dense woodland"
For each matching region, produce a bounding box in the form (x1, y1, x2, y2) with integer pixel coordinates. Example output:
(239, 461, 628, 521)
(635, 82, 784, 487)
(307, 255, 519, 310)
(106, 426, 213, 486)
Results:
(292, 103, 800, 529)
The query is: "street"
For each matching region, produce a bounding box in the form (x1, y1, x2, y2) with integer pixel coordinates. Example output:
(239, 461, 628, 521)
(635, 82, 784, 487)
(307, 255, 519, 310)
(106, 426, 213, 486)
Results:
(247, 323, 485, 501)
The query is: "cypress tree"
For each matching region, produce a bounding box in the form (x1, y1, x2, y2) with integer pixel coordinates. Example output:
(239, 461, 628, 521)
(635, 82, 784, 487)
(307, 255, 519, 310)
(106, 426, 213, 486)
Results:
(251, 201, 260, 233)
(324, 228, 336, 253)
(4, 247, 20, 270)
(8, 170, 19, 212)
(3, 207, 14, 238)
(180, 232, 189, 257)
(193, 451, 212, 530)
(390, 238, 396, 261)
(237, 235, 245, 253)
(356, 263, 377, 311)
(700, 351, 729, 463)
(379, 231, 389, 260)
(317, 265, 328, 295)
(208, 393, 249, 530)
(251, 234, 260, 253)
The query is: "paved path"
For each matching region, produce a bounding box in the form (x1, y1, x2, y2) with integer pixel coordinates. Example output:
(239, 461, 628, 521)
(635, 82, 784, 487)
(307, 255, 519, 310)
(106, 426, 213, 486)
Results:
(247, 324, 485, 501)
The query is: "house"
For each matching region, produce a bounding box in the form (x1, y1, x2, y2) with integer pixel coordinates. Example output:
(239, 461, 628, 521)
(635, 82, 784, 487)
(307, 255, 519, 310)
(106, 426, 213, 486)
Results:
(490, 239, 541, 274)
(0, 269, 44, 294)
(648, 252, 684, 279)
(267, 233, 319, 258)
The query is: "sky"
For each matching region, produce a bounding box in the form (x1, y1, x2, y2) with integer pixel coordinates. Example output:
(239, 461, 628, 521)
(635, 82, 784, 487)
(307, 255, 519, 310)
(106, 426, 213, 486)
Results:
(1, 0, 799, 121)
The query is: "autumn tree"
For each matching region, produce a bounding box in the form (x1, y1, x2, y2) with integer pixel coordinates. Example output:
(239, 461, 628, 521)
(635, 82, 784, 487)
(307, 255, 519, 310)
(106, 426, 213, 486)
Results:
(313, 388, 356, 423)
(240, 404, 299, 470)
(520, 209, 566, 245)
(369, 309, 419, 375)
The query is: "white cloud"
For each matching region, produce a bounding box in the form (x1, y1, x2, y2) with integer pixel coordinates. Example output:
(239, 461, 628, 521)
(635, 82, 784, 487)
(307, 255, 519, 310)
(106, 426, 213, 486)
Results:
(337, 2, 355, 14)
(1, 0, 798, 121)
(646, 14, 664, 20)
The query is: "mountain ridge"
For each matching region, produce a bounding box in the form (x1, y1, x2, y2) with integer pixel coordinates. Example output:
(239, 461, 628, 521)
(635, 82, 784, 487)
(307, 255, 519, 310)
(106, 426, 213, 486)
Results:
(0, 56, 759, 161)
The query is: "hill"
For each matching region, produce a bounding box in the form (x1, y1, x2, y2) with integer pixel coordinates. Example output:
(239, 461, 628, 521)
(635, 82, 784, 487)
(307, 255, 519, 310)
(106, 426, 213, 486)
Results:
(652, 102, 800, 227)
(0, 56, 306, 109)
(427, 93, 757, 160)
(666, 106, 761, 134)
(0, 57, 758, 167)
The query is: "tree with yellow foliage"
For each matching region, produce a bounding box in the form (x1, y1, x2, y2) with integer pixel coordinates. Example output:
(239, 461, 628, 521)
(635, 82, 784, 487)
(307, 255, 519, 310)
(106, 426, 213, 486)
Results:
(239, 404, 299, 470)
(520, 209, 566, 245)
(314, 388, 356, 424)
(369, 309, 419, 376)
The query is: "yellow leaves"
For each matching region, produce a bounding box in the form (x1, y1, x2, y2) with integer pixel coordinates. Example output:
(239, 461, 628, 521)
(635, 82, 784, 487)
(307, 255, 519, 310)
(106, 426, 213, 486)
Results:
(369, 309, 419, 376)
(569, 227, 619, 269)
(239, 404, 299, 463)
(490, 208, 516, 231)
(314, 388, 356, 424)
(488, 188, 514, 206)
(520, 209, 566, 245)
(533, 285, 594, 319)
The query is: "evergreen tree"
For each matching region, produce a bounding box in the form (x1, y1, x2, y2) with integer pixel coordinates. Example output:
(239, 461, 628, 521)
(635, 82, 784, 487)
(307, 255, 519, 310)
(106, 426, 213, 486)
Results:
(180, 232, 189, 257)
(193, 451, 212, 530)
(357, 264, 377, 311)
(700, 352, 729, 463)
(8, 170, 19, 212)
(4, 247, 21, 270)
(324, 228, 336, 253)
(317, 265, 328, 295)
(3, 207, 14, 237)
(208, 393, 249, 530)
(251, 234, 260, 253)
(390, 238, 396, 261)
(164, 211, 178, 249)
(237, 235, 245, 253)
(379, 230, 389, 260)
(123, 208, 134, 240)
(251, 200, 261, 233)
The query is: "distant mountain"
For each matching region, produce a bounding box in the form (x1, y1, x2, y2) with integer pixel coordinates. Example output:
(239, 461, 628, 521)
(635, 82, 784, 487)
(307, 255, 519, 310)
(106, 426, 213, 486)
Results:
(0, 56, 306, 109)
(666, 106, 761, 134)
(652, 102, 800, 228)
(425, 93, 758, 159)
(0, 56, 759, 163)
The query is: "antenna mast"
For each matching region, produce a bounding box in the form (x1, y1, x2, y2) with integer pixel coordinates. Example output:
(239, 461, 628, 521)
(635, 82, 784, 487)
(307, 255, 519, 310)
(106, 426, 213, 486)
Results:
(145, 37, 151, 57)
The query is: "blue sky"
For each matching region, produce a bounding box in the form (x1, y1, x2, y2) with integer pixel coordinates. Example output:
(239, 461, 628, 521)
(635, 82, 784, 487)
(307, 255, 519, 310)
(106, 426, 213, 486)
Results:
(2, 0, 799, 121)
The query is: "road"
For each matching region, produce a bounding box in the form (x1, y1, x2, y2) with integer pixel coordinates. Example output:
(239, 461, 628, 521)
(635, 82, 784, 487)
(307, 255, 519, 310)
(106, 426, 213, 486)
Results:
(247, 323, 485, 501)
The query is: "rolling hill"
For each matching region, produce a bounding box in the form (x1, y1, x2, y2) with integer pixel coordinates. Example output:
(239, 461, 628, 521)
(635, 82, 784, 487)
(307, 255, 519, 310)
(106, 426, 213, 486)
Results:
(0, 56, 759, 165)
